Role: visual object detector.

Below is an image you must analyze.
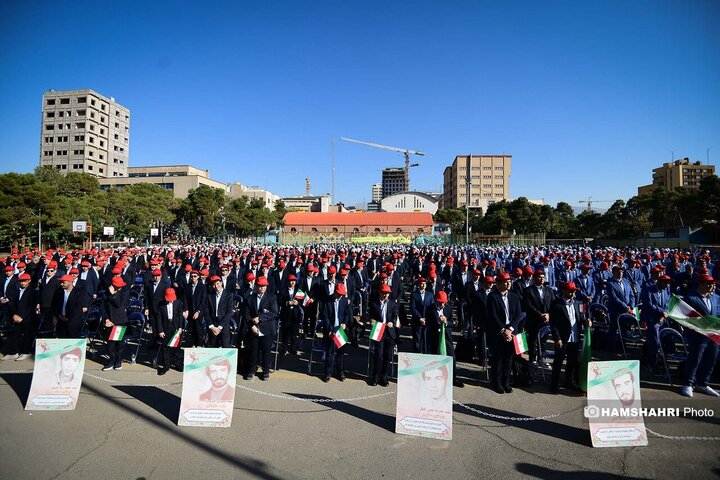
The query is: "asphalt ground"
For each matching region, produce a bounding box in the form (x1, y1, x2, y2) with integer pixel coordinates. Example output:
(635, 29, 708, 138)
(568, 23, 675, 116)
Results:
(0, 330, 719, 480)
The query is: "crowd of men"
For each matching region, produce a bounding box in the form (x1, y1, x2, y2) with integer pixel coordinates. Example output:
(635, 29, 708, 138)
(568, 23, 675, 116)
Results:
(0, 243, 717, 397)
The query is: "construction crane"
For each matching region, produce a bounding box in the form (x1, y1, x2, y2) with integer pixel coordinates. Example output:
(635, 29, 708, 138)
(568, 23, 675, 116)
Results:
(339, 137, 425, 191)
(579, 196, 613, 212)
(305, 177, 311, 196)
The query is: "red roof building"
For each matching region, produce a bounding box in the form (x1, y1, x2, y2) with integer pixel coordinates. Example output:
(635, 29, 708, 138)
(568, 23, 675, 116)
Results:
(282, 212, 434, 236)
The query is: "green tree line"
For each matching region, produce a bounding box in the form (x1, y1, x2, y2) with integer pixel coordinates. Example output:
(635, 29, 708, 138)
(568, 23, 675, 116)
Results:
(434, 175, 720, 239)
(0, 168, 286, 249)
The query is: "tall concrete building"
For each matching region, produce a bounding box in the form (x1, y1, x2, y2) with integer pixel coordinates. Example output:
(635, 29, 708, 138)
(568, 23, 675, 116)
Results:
(638, 158, 716, 195)
(40, 89, 130, 178)
(382, 168, 406, 198)
(441, 154, 511, 209)
(371, 183, 383, 203)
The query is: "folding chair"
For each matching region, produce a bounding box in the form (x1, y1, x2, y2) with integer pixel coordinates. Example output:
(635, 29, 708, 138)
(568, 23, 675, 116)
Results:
(124, 311, 146, 364)
(658, 327, 689, 386)
(537, 324, 554, 383)
(618, 312, 645, 359)
(80, 309, 104, 357)
(307, 319, 326, 375)
(366, 337, 397, 380)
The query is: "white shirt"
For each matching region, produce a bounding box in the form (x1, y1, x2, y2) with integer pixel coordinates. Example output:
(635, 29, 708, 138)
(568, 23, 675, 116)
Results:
(334, 298, 340, 327)
(166, 302, 174, 320)
(500, 293, 511, 331)
(566, 300, 579, 342)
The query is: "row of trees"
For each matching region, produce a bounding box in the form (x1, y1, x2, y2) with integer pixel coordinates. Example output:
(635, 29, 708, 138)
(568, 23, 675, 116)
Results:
(0, 168, 286, 249)
(433, 175, 720, 240)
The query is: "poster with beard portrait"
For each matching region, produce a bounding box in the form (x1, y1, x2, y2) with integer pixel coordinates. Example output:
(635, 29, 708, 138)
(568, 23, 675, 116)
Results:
(586, 360, 648, 447)
(178, 348, 238, 427)
(395, 352, 453, 440)
(25, 338, 87, 411)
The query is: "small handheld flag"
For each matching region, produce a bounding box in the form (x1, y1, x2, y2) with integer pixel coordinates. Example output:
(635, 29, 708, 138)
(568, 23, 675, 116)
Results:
(369, 322, 385, 342)
(108, 325, 126, 341)
(513, 331, 528, 355)
(167, 329, 182, 348)
(332, 327, 349, 348)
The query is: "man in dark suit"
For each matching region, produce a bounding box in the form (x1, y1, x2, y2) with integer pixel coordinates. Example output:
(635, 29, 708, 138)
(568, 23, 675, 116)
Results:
(426, 290, 464, 387)
(102, 276, 129, 370)
(549, 282, 588, 393)
(1, 273, 37, 361)
(368, 284, 398, 387)
(205, 276, 235, 348)
(680, 275, 720, 397)
(410, 277, 434, 353)
(319, 283, 352, 382)
(145, 269, 168, 343)
(53, 274, 89, 338)
(78, 260, 99, 300)
(243, 276, 278, 380)
(522, 269, 554, 365)
(218, 264, 236, 294)
(486, 272, 522, 394)
(38, 261, 61, 334)
(184, 270, 207, 347)
(299, 265, 321, 337)
(156, 287, 187, 375)
(278, 274, 302, 355)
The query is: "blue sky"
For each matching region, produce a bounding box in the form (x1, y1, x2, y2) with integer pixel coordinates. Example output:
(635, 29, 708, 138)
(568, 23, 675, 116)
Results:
(1, 0, 718, 209)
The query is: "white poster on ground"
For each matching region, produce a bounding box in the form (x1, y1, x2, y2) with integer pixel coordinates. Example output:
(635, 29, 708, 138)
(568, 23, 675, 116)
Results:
(25, 338, 87, 411)
(178, 348, 237, 427)
(395, 352, 453, 440)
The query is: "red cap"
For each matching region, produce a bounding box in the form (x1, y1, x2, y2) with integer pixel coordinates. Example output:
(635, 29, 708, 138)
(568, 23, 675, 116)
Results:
(416, 276, 426, 285)
(18, 273, 31, 281)
(256, 276, 269, 286)
(379, 284, 392, 294)
(209, 275, 222, 284)
(698, 274, 714, 283)
(48, 261, 58, 269)
(3, 266, 13, 272)
(435, 291, 448, 303)
(152, 269, 162, 276)
(200, 269, 210, 276)
(335, 283, 347, 295)
(112, 267, 122, 275)
(328, 266, 337, 274)
(287, 274, 297, 281)
(81, 260, 91, 267)
(111, 276, 126, 288)
(245, 273, 256, 281)
(69, 268, 79, 275)
(658, 275, 672, 282)
(184, 264, 192, 272)
(523, 266, 534, 276)
(496, 272, 511, 282)
(164, 288, 177, 301)
(562, 282, 578, 292)
(484, 275, 495, 284)
(58, 274, 74, 282)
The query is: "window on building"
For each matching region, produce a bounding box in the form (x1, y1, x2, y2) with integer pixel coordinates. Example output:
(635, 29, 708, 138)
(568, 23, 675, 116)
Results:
(125, 115, 129, 121)
(100, 128, 105, 135)
(88, 165, 93, 171)
(495, 184, 503, 189)
(60, 98, 70, 104)
(90, 125, 95, 131)
(90, 112, 95, 118)
(74, 135, 84, 141)
(483, 166, 492, 170)
(43, 151, 52, 156)
(99, 154, 104, 160)
(89, 151, 94, 157)
(46, 112, 55, 118)
(89, 137, 94, 144)
(99, 140, 105, 147)
(46, 99, 56, 106)
(99, 168, 104, 174)
(101, 116, 105, 123)
(114, 134, 119, 139)
(61, 164, 67, 169)
(495, 166, 503, 170)
(77, 110, 85, 116)
(116, 110, 120, 116)
(44, 137, 53, 143)
(101, 104, 106, 111)
(76, 122, 85, 129)
(483, 184, 491, 188)
(495, 175, 503, 179)
(72, 164, 82, 169)
(91, 99, 96, 106)
(114, 122, 119, 128)
(77, 96, 86, 103)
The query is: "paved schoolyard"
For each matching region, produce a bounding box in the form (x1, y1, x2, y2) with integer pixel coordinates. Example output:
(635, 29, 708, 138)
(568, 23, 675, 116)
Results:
(1, 338, 718, 480)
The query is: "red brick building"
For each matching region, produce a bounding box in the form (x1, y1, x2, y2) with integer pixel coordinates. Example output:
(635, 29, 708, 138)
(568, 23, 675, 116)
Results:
(282, 212, 434, 237)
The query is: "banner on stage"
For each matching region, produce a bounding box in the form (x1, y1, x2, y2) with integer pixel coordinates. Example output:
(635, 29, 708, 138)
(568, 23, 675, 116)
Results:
(25, 338, 87, 411)
(586, 360, 648, 447)
(178, 348, 237, 427)
(395, 352, 453, 441)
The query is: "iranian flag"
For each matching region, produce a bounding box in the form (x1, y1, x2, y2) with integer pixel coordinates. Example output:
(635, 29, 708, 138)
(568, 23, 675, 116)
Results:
(633, 306, 641, 321)
(332, 327, 348, 348)
(369, 322, 385, 342)
(513, 331, 528, 355)
(108, 325, 126, 341)
(579, 328, 592, 392)
(668, 295, 720, 344)
(295, 290, 311, 307)
(439, 323, 447, 356)
(167, 329, 182, 348)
